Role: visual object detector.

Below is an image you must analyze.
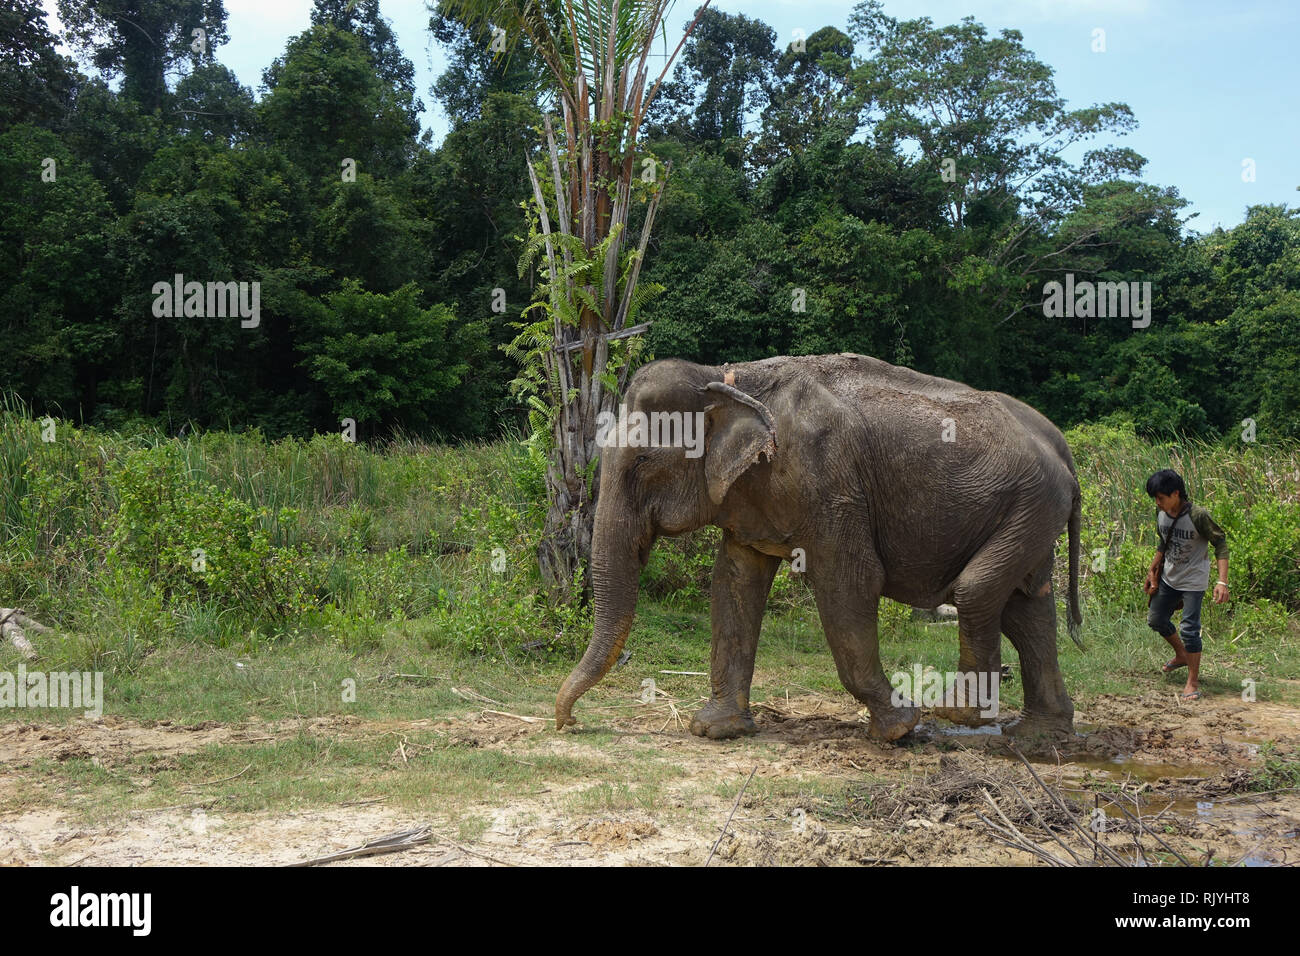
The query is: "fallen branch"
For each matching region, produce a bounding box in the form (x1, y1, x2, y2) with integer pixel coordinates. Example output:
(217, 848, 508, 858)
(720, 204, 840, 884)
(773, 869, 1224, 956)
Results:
(181, 764, 252, 793)
(0, 608, 48, 660)
(1004, 780, 1086, 865)
(451, 687, 501, 706)
(706, 766, 758, 867)
(1099, 791, 1191, 866)
(976, 811, 1072, 866)
(1009, 747, 1130, 867)
(286, 826, 433, 867)
(482, 709, 548, 724)
(977, 787, 1071, 866)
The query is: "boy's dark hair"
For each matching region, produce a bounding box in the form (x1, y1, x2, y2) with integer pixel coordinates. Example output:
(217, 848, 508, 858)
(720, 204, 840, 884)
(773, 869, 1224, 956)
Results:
(1146, 469, 1186, 499)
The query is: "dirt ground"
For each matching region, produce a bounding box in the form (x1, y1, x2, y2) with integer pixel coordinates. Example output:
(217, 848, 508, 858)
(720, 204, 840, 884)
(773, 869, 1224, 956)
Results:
(1, 690, 1297, 866)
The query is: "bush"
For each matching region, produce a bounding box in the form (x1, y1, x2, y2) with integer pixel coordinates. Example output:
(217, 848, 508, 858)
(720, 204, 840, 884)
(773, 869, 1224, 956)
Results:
(1210, 498, 1300, 605)
(106, 443, 316, 624)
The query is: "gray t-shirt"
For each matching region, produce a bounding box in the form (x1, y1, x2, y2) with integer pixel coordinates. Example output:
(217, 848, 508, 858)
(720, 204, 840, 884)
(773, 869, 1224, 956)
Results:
(1156, 503, 1229, 592)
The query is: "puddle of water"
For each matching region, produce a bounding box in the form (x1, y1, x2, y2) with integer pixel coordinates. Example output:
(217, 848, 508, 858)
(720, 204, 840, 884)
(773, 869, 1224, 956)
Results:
(1070, 757, 1219, 783)
(932, 723, 1002, 736)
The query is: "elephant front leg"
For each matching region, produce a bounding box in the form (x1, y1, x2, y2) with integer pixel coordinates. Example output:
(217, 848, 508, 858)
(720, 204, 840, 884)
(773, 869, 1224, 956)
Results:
(812, 566, 920, 742)
(690, 534, 781, 740)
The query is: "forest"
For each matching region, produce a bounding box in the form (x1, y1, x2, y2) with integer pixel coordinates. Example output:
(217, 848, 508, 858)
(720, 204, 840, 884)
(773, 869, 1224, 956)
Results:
(4, 0, 1297, 443)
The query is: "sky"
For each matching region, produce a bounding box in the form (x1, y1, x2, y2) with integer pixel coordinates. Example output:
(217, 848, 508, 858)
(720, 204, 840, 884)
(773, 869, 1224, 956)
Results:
(40, 0, 1299, 232)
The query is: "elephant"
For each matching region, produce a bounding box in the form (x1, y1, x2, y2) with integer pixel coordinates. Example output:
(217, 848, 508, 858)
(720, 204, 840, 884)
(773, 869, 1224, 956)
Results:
(555, 354, 1083, 742)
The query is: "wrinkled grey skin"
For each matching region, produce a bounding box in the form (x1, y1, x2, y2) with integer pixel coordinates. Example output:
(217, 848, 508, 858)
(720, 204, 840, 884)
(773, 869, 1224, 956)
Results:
(555, 354, 1082, 742)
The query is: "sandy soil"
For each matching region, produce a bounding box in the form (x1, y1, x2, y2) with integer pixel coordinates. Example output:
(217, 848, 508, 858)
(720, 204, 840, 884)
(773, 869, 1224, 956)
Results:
(0, 691, 1296, 866)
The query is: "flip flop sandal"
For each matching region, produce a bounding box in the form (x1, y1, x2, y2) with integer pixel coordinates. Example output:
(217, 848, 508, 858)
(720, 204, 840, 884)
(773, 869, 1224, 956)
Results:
(1180, 691, 1201, 700)
(1162, 660, 1187, 673)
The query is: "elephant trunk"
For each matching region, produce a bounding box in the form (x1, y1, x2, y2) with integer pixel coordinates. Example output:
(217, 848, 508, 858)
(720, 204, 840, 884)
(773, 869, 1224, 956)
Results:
(555, 509, 646, 729)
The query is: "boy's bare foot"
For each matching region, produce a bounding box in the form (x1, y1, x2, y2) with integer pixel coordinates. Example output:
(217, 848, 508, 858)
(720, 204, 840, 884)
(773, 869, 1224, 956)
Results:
(1162, 657, 1187, 673)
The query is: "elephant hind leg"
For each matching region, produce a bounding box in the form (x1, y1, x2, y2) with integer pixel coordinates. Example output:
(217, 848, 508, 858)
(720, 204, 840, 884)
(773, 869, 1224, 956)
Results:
(933, 538, 1018, 727)
(1001, 585, 1074, 737)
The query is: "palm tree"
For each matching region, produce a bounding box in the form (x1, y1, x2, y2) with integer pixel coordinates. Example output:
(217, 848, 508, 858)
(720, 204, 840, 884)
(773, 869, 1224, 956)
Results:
(441, 0, 711, 594)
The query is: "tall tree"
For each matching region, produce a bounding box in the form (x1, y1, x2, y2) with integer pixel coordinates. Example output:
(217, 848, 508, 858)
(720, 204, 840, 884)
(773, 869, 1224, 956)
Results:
(644, 7, 776, 167)
(850, 0, 1136, 230)
(310, 0, 424, 134)
(0, 125, 120, 414)
(440, 0, 711, 594)
(170, 63, 255, 145)
(755, 26, 855, 169)
(0, 0, 79, 131)
(57, 0, 228, 112)
(260, 24, 419, 182)
(429, 1, 546, 122)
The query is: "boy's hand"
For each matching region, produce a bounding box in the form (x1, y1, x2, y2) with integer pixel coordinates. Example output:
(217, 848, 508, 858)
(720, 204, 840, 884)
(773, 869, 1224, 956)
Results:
(1143, 573, 1158, 595)
(1213, 581, 1229, 604)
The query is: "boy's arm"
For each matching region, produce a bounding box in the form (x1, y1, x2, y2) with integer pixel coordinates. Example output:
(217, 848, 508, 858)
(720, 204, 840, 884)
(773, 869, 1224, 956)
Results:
(1212, 555, 1230, 602)
(1143, 520, 1164, 593)
(1147, 517, 1168, 575)
(1193, 506, 1231, 601)
(1149, 519, 1165, 571)
(1145, 545, 1164, 594)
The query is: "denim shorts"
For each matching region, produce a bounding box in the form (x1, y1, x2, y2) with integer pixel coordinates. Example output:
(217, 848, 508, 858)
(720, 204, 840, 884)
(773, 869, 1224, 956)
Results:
(1147, 577, 1205, 653)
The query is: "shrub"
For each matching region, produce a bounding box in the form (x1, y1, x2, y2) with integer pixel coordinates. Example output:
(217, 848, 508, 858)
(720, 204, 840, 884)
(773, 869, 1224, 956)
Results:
(106, 444, 316, 624)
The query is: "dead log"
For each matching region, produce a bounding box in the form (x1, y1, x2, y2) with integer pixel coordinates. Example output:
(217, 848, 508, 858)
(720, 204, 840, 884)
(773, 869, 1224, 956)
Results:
(0, 608, 49, 660)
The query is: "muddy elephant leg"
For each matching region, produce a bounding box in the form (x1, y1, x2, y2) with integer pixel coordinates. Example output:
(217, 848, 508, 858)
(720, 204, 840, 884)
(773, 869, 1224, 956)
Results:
(690, 532, 781, 740)
(933, 538, 1016, 727)
(1001, 586, 1075, 736)
(812, 560, 920, 742)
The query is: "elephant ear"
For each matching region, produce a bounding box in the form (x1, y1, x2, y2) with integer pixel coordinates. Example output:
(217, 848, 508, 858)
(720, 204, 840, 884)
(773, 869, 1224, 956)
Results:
(700, 381, 778, 505)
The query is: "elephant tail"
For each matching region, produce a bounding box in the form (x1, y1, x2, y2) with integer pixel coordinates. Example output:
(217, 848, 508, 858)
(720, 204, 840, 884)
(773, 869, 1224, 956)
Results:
(1066, 481, 1085, 649)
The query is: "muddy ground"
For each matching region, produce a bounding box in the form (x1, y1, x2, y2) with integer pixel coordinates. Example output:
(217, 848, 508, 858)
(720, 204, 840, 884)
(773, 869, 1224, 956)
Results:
(0, 689, 1296, 866)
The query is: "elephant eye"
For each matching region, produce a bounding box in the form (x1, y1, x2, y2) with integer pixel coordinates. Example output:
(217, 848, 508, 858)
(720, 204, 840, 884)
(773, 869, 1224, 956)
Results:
(635, 454, 649, 464)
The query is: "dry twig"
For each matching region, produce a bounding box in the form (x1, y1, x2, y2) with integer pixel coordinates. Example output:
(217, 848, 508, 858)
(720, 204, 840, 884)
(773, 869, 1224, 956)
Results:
(706, 766, 758, 867)
(286, 826, 433, 867)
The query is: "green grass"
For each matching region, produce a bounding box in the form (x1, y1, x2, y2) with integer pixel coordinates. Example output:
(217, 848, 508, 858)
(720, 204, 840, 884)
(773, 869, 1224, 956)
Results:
(31, 732, 607, 825)
(2, 401, 1299, 827)
(1, 596, 1296, 833)
(2, 583, 1297, 733)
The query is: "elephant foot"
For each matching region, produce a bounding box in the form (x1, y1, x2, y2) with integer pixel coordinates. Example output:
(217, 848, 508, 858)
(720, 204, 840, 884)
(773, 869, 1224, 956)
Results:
(867, 703, 921, 742)
(690, 700, 758, 740)
(1003, 712, 1074, 738)
(932, 705, 999, 727)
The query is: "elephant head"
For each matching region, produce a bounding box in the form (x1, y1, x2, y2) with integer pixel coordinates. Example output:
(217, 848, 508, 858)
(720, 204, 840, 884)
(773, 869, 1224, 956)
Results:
(554, 360, 777, 728)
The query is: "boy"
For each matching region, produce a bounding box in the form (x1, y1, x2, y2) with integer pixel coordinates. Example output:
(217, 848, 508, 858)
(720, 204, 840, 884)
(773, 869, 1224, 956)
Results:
(1143, 469, 1230, 700)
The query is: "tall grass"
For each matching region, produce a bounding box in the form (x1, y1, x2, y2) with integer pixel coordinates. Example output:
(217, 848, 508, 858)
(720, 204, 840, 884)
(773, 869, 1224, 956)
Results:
(1, 397, 1295, 668)
(0, 395, 562, 663)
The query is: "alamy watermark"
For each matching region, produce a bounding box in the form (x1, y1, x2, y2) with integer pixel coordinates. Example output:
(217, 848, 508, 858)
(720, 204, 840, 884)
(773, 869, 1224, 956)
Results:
(50, 886, 150, 936)
(891, 664, 1000, 718)
(1042, 273, 1151, 328)
(1, 664, 103, 718)
(151, 273, 261, 328)
(595, 405, 705, 458)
